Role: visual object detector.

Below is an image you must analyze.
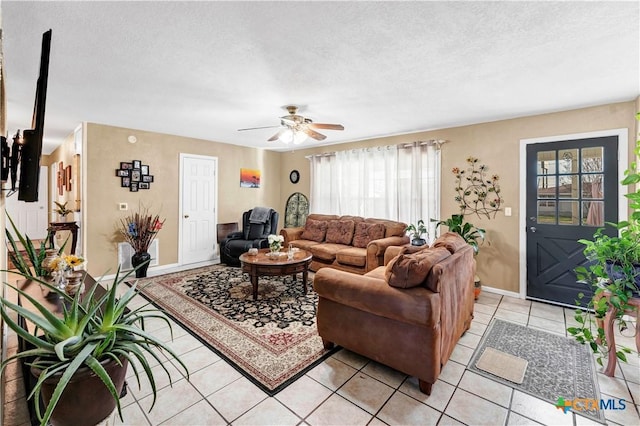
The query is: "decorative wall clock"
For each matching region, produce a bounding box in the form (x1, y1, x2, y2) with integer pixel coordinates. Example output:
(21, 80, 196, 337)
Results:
(289, 170, 300, 184)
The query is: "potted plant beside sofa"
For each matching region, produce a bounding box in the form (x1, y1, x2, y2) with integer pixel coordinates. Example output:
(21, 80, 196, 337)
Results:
(0, 225, 189, 426)
(405, 220, 428, 246)
(432, 213, 486, 298)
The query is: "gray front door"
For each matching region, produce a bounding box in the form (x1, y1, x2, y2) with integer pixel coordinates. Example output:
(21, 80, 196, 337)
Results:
(526, 136, 619, 306)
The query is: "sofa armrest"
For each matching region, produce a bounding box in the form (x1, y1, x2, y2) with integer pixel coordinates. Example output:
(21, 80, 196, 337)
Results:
(314, 267, 440, 328)
(427, 244, 475, 364)
(280, 227, 304, 245)
(224, 231, 244, 241)
(366, 235, 410, 272)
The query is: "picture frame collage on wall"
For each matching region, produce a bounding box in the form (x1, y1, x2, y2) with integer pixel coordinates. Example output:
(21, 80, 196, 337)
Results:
(115, 160, 155, 192)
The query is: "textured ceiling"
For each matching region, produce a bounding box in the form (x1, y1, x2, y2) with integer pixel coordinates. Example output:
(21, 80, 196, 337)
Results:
(2, 1, 639, 154)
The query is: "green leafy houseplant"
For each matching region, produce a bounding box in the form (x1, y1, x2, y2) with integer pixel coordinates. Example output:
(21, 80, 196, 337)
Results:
(0, 229, 189, 425)
(54, 201, 73, 219)
(431, 214, 486, 254)
(405, 220, 428, 246)
(568, 116, 640, 366)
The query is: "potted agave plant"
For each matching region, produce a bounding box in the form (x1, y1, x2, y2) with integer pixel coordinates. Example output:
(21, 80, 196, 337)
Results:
(0, 226, 189, 425)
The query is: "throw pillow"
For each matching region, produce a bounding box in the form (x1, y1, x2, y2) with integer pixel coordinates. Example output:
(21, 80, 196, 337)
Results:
(385, 247, 451, 289)
(352, 222, 386, 248)
(325, 220, 356, 245)
(300, 219, 328, 242)
(432, 232, 468, 254)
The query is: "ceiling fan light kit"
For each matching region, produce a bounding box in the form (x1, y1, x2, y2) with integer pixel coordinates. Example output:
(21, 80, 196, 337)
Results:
(238, 105, 344, 145)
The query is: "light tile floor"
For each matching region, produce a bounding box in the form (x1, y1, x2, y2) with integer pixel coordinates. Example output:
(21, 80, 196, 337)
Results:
(3, 289, 640, 426)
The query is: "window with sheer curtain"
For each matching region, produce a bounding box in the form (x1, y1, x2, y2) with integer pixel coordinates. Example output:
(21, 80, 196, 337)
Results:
(308, 141, 441, 239)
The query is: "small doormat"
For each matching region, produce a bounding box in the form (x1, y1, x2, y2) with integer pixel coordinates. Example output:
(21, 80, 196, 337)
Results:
(131, 265, 337, 396)
(476, 347, 528, 384)
(469, 319, 605, 423)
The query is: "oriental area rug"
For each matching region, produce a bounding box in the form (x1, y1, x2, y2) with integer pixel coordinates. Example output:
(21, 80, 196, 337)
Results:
(132, 265, 336, 395)
(469, 319, 605, 423)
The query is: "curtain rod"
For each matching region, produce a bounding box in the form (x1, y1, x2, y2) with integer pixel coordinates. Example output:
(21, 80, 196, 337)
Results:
(305, 139, 448, 159)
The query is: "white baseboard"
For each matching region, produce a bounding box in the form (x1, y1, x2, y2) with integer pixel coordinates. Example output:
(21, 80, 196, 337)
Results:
(100, 259, 221, 281)
(481, 285, 521, 299)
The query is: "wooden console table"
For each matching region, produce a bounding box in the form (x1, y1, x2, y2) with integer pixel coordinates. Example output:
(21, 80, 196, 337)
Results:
(46, 221, 79, 255)
(595, 292, 640, 377)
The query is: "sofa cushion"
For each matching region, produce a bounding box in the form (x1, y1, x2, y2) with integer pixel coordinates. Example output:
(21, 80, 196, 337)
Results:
(336, 247, 367, 267)
(364, 265, 386, 281)
(366, 219, 407, 238)
(246, 223, 266, 240)
(309, 243, 351, 262)
(352, 222, 385, 248)
(432, 232, 468, 254)
(326, 220, 355, 245)
(290, 240, 321, 251)
(385, 247, 451, 289)
(300, 218, 328, 242)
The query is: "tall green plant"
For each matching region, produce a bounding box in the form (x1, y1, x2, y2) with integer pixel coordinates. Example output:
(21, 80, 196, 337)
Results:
(431, 214, 485, 254)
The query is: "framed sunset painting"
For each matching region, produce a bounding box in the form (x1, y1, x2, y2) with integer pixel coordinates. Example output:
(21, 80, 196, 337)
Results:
(240, 168, 260, 188)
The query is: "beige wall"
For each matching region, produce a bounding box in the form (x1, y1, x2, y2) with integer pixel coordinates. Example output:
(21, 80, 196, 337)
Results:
(277, 101, 638, 293)
(74, 101, 636, 289)
(84, 123, 282, 276)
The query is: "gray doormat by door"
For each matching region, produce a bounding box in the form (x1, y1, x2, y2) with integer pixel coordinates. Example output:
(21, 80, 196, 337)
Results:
(469, 318, 605, 423)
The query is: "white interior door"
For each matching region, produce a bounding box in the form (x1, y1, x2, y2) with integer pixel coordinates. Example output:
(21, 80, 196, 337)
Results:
(180, 154, 217, 264)
(5, 166, 49, 239)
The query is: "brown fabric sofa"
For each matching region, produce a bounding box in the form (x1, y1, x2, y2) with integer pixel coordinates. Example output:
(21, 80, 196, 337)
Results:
(313, 232, 475, 395)
(280, 214, 409, 274)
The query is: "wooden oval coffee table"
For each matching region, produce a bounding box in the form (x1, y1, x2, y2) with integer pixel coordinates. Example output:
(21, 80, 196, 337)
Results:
(239, 248, 313, 300)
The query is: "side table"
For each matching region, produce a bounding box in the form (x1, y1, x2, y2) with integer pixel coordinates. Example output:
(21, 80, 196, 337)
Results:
(595, 292, 640, 377)
(46, 221, 79, 254)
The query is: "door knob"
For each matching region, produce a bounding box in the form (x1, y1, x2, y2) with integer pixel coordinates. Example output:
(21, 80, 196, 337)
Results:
(530, 227, 537, 233)
(184, 214, 189, 219)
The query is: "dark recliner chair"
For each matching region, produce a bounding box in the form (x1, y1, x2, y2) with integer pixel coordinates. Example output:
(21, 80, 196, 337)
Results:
(220, 208, 279, 266)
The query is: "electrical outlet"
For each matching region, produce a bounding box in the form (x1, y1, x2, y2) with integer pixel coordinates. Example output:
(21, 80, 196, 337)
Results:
(505, 207, 512, 216)
(119, 203, 128, 211)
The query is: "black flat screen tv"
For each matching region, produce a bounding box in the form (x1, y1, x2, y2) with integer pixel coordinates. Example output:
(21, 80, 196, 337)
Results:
(17, 29, 51, 202)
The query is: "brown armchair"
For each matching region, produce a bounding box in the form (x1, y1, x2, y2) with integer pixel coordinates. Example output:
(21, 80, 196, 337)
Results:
(313, 233, 475, 394)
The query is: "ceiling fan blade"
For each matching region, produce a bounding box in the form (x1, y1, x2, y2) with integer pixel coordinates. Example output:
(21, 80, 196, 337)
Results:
(303, 128, 327, 141)
(238, 125, 280, 131)
(267, 129, 287, 142)
(308, 123, 344, 131)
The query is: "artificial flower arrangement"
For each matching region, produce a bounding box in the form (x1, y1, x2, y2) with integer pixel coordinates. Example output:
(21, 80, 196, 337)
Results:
(119, 206, 165, 253)
(268, 234, 284, 252)
(48, 253, 85, 274)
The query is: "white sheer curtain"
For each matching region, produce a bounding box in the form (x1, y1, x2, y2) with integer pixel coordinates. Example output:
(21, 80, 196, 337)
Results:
(308, 141, 441, 238)
(397, 142, 441, 241)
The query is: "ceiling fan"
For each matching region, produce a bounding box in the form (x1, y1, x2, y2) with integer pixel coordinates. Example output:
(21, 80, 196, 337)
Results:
(238, 105, 344, 144)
